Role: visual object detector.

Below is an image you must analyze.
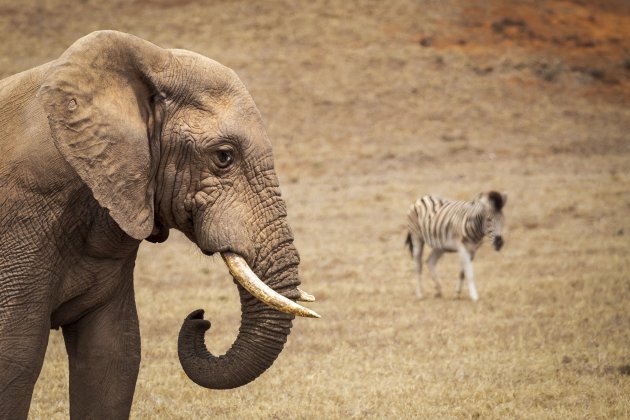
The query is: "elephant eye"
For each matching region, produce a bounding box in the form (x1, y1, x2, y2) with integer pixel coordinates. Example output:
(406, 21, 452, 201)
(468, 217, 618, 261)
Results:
(213, 148, 234, 169)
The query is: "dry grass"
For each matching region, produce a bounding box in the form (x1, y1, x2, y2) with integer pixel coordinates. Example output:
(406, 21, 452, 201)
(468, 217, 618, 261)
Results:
(1, 0, 629, 418)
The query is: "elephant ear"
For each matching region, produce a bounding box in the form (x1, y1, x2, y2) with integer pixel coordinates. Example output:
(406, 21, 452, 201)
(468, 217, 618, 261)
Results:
(39, 31, 170, 240)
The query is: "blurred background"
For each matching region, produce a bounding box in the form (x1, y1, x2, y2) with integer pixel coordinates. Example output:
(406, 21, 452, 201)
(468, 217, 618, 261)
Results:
(2, 0, 629, 418)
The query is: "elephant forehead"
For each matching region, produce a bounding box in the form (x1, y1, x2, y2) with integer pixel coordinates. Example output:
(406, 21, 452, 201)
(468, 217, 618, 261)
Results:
(203, 88, 272, 151)
(180, 100, 268, 147)
(171, 49, 250, 97)
(168, 50, 273, 151)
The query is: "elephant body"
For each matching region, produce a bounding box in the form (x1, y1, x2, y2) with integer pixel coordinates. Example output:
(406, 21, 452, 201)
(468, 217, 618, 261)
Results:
(0, 31, 316, 419)
(1, 64, 140, 416)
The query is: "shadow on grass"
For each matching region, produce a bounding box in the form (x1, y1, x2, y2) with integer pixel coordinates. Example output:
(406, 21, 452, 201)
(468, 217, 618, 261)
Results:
(619, 365, 630, 376)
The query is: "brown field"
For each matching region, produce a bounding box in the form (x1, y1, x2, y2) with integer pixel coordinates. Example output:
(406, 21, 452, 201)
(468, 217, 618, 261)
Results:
(2, 0, 630, 418)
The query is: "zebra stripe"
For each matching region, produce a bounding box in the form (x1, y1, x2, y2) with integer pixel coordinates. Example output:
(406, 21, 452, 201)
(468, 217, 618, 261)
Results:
(408, 195, 487, 251)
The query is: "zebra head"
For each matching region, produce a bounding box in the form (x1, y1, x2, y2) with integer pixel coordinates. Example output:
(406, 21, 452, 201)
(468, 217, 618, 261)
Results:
(481, 191, 508, 251)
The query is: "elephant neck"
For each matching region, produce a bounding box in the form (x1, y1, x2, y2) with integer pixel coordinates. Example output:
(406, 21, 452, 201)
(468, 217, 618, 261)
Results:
(152, 129, 197, 238)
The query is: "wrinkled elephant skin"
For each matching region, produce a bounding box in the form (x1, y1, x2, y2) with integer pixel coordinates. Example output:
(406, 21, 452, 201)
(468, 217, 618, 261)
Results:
(0, 31, 316, 419)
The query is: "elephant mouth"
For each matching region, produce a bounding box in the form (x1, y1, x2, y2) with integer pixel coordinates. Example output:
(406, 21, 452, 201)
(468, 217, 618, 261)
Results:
(220, 252, 320, 318)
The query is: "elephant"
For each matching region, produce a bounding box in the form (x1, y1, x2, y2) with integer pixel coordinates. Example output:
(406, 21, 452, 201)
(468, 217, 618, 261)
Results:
(0, 30, 319, 419)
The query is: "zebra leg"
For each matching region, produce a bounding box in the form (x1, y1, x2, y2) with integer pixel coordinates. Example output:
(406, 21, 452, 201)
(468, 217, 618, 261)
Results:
(411, 236, 425, 299)
(427, 249, 444, 297)
(457, 251, 475, 298)
(457, 246, 478, 301)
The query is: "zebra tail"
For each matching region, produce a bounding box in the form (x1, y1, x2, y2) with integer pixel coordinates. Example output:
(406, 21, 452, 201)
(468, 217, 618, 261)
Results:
(405, 232, 412, 256)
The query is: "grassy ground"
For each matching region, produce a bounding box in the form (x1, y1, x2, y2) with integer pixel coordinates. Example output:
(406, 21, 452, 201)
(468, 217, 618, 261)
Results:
(1, 0, 629, 418)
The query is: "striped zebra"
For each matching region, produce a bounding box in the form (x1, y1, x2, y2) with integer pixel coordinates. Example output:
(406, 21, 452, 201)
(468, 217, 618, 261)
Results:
(405, 191, 507, 301)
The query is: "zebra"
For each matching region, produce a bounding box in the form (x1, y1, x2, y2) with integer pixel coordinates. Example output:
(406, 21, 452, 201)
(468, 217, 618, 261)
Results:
(405, 191, 507, 301)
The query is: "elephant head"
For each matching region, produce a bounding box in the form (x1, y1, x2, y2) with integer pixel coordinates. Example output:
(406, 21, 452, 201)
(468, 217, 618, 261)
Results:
(38, 31, 318, 389)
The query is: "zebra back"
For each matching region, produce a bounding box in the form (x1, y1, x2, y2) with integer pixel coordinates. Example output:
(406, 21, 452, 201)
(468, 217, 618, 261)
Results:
(407, 195, 486, 250)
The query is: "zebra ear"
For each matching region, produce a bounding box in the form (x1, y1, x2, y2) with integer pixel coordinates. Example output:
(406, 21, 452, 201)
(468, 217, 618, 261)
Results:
(487, 191, 505, 211)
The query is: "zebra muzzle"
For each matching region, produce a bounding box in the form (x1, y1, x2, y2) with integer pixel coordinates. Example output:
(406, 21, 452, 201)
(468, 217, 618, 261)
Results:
(493, 236, 504, 251)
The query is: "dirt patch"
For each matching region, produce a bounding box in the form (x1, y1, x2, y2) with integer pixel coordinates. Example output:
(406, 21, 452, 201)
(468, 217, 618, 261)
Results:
(415, 0, 630, 102)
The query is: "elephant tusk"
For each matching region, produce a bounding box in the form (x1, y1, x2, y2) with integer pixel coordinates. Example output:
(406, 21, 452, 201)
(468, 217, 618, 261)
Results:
(297, 288, 316, 302)
(221, 252, 321, 318)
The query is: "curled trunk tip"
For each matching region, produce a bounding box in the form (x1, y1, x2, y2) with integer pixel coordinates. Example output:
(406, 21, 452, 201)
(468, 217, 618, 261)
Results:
(178, 307, 292, 389)
(177, 251, 315, 389)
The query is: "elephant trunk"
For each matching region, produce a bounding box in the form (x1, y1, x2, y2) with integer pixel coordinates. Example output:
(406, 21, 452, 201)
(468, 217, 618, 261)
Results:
(177, 241, 307, 389)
